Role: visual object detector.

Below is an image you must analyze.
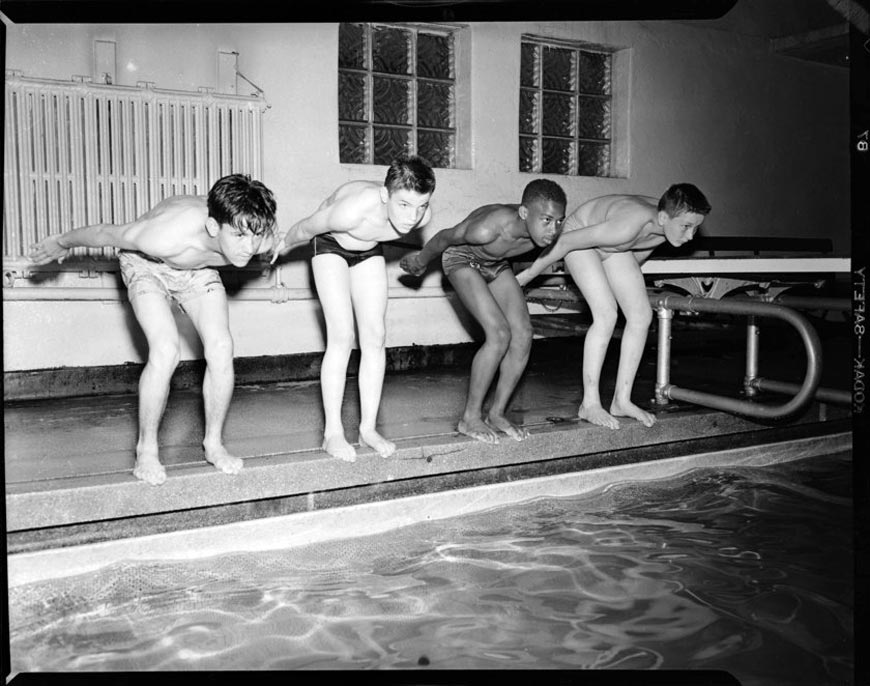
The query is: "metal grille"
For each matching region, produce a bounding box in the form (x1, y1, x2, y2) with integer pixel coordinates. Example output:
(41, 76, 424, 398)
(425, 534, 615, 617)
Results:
(3, 72, 266, 260)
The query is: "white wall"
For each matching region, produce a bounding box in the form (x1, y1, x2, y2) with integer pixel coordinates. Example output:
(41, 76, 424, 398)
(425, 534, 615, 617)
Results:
(2, 18, 850, 372)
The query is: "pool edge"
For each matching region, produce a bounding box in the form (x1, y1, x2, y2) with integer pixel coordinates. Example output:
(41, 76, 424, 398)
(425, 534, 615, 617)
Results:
(7, 430, 851, 588)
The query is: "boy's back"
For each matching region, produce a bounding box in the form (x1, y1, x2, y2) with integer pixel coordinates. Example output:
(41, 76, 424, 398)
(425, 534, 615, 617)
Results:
(572, 194, 656, 225)
(567, 194, 666, 256)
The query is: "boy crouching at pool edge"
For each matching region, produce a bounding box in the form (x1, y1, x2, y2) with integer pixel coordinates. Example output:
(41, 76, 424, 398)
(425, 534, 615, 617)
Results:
(400, 179, 567, 445)
(271, 155, 436, 462)
(516, 184, 711, 430)
(28, 174, 279, 486)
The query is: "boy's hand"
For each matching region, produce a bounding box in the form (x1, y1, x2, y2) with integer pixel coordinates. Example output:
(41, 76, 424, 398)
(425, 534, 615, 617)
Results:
(269, 230, 288, 265)
(515, 269, 532, 287)
(399, 251, 427, 277)
(28, 235, 71, 266)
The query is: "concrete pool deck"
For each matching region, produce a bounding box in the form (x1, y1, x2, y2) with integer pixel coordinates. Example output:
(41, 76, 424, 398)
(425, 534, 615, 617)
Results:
(5, 323, 854, 555)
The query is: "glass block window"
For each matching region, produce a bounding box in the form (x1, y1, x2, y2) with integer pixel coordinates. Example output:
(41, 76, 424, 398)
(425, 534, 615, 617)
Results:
(339, 23, 457, 168)
(519, 37, 613, 177)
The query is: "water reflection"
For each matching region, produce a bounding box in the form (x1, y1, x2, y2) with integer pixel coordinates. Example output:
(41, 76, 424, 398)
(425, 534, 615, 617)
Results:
(9, 453, 853, 682)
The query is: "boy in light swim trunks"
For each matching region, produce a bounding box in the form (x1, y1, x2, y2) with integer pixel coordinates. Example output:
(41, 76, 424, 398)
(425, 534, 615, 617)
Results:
(271, 155, 435, 462)
(28, 174, 278, 485)
(516, 184, 711, 430)
(400, 180, 567, 444)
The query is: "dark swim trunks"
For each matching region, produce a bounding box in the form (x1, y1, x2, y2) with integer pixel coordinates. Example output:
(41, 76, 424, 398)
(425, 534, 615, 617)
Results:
(311, 232, 384, 267)
(441, 243, 511, 283)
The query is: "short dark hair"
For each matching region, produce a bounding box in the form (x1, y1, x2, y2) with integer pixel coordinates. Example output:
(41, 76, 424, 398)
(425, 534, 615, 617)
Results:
(658, 183, 711, 217)
(208, 174, 277, 237)
(384, 155, 436, 196)
(521, 179, 567, 209)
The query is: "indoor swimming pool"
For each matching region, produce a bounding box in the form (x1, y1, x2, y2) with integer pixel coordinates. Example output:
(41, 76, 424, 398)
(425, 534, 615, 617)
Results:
(7, 446, 853, 682)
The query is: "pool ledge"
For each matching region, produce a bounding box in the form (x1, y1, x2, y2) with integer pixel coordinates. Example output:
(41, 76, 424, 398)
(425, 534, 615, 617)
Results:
(6, 403, 851, 533)
(7, 429, 852, 588)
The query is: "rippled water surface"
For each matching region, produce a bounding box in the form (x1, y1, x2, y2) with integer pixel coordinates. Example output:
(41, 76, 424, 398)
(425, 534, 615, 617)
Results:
(9, 452, 853, 682)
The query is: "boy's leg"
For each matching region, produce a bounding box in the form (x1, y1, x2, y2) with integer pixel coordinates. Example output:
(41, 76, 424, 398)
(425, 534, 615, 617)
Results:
(128, 292, 182, 485)
(447, 268, 513, 444)
(183, 289, 245, 473)
(563, 249, 621, 429)
(484, 270, 533, 440)
(603, 253, 656, 427)
(348, 256, 395, 458)
(312, 254, 357, 461)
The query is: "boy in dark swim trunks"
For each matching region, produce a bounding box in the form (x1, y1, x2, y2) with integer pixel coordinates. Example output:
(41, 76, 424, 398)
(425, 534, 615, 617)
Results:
(400, 180, 566, 444)
(28, 174, 278, 485)
(272, 155, 435, 461)
(516, 185, 711, 430)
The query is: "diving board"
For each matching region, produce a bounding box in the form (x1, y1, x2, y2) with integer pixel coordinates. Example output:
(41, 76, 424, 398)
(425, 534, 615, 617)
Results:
(524, 256, 850, 302)
(640, 256, 850, 275)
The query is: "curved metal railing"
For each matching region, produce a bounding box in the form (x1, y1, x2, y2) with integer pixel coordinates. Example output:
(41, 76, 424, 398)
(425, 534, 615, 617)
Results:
(648, 292, 825, 419)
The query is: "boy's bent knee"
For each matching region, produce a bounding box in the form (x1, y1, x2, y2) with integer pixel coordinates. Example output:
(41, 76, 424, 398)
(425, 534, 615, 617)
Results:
(203, 334, 234, 364)
(487, 324, 512, 350)
(626, 307, 653, 329)
(148, 339, 181, 370)
(357, 326, 387, 351)
(512, 324, 533, 349)
(325, 325, 356, 352)
(591, 308, 618, 331)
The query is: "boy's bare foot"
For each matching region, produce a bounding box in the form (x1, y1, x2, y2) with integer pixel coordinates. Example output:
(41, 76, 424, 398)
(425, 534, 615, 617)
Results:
(323, 434, 357, 462)
(578, 404, 620, 430)
(485, 414, 529, 441)
(204, 442, 244, 475)
(457, 417, 500, 444)
(611, 400, 656, 427)
(359, 429, 397, 458)
(133, 447, 167, 486)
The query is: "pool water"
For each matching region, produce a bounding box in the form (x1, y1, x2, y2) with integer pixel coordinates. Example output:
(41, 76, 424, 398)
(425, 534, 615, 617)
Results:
(9, 452, 853, 681)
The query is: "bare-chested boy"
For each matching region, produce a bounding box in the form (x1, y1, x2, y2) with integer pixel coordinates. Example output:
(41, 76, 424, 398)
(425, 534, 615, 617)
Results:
(516, 183, 711, 430)
(271, 155, 435, 462)
(400, 179, 566, 444)
(28, 174, 278, 485)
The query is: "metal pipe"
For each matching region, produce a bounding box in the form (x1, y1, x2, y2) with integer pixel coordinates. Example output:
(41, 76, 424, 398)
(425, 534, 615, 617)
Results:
(654, 305, 674, 405)
(2, 286, 448, 302)
(773, 295, 851, 312)
(648, 293, 823, 419)
(751, 378, 852, 406)
(744, 315, 760, 397)
(732, 294, 851, 312)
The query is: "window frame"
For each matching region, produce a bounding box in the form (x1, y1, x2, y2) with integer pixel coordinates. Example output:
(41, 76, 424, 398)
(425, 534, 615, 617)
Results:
(338, 21, 462, 169)
(519, 34, 629, 178)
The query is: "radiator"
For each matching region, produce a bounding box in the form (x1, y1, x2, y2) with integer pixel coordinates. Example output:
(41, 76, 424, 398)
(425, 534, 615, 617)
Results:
(3, 71, 266, 260)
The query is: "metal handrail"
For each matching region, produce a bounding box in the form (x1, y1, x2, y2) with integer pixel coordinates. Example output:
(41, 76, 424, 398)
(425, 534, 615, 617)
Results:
(731, 294, 852, 312)
(648, 293, 823, 419)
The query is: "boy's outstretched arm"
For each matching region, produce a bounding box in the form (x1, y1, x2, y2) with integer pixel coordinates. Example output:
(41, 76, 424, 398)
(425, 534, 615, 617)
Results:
(514, 240, 566, 287)
(270, 213, 327, 264)
(399, 227, 453, 276)
(399, 217, 481, 277)
(270, 196, 361, 264)
(28, 222, 139, 266)
(515, 218, 639, 286)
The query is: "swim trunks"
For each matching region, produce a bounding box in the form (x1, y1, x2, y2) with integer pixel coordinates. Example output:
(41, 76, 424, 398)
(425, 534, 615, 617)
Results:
(118, 249, 224, 311)
(311, 232, 384, 267)
(442, 243, 511, 283)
